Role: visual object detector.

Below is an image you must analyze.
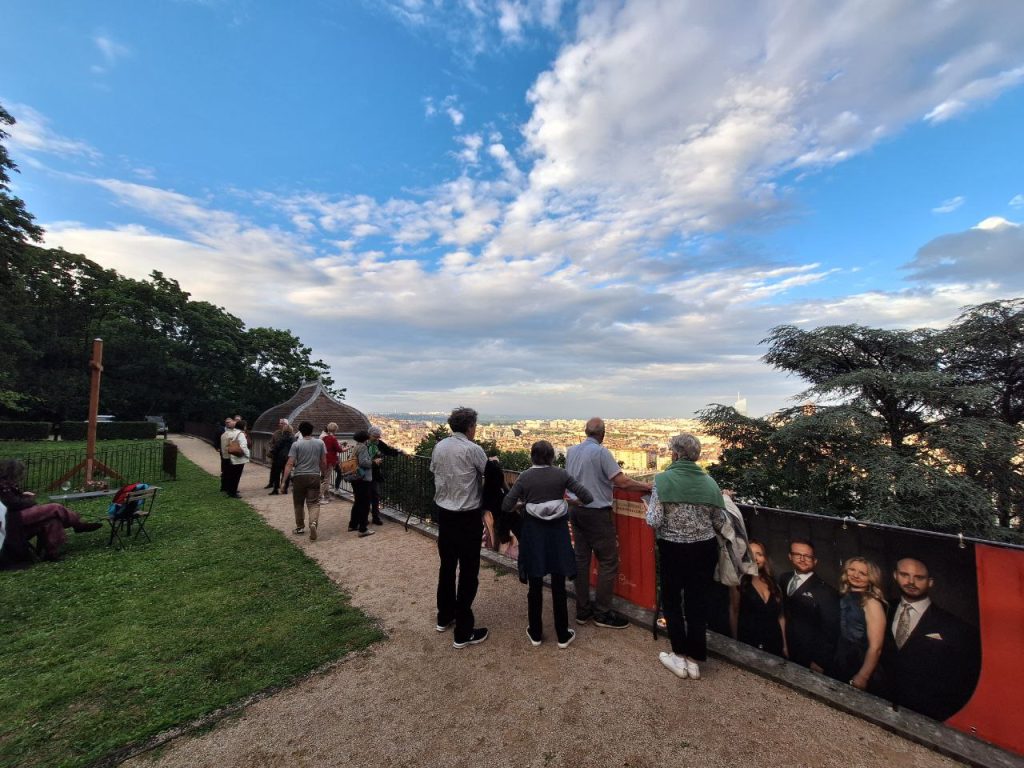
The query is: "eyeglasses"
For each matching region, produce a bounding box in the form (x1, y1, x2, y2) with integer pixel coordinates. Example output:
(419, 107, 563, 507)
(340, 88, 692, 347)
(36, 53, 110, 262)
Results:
(789, 552, 815, 560)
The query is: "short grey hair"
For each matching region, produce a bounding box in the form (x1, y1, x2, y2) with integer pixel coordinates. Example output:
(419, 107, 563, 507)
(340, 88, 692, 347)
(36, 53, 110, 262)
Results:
(669, 433, 702, 462)
(368, 426, 382, 437)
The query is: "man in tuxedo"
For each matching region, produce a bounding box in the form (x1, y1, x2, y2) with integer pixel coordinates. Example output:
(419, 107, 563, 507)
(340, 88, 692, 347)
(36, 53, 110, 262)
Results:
(779, 538, 839, 673)
(881, 557, 981, 721)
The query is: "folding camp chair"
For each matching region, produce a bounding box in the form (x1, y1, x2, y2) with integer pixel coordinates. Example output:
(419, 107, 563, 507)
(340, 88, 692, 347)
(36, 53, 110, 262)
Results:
(106, 484, 160, 549)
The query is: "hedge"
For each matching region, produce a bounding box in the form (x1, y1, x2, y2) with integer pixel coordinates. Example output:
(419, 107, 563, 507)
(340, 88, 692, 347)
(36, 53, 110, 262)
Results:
(0, 422, 52, 441)
(58, 421, 158, 440)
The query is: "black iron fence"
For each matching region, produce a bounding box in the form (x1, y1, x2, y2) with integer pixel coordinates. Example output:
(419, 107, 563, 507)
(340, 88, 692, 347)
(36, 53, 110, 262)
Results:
(16, 441, 177, 494)
(343, 452, 435, 524)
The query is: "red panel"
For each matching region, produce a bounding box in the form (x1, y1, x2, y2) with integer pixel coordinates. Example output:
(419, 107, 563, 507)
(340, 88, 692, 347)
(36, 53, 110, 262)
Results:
(945, 544, 1024, 755)
(586, 488, 657, 611)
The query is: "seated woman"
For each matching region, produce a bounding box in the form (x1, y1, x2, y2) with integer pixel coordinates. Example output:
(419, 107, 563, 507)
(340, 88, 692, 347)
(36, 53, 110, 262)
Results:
(502, 440, 593, 649)
(735, 540, 787, 658)
(0, 459, 102, 567)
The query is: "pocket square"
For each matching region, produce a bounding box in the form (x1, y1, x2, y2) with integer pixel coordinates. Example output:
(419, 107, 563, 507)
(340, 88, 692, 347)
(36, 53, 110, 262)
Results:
(925, 632, 944, 640)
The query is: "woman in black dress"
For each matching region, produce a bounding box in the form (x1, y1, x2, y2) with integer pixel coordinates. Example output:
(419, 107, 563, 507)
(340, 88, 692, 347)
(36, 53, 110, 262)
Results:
(736, 540, 787, 657)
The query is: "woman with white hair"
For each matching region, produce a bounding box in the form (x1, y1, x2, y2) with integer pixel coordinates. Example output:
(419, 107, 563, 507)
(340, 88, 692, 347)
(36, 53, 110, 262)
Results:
(646, 433, 727, 680)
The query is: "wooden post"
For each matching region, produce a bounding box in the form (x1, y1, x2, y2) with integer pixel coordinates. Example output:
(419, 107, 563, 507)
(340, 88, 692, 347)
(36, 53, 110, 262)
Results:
(48, 338, 122, 491)
(86, 338, 103, 483)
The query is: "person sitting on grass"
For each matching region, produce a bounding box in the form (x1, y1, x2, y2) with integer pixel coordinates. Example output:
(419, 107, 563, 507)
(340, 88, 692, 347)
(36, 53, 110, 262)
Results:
(0, 459, 103, 567)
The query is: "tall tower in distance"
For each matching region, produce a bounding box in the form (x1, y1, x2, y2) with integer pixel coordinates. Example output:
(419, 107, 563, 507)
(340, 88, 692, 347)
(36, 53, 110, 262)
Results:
(734, 393, 748, 416)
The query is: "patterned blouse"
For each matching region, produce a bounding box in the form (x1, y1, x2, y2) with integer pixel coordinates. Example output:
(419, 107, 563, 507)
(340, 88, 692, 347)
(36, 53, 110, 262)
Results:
(645, 486, 724, 544)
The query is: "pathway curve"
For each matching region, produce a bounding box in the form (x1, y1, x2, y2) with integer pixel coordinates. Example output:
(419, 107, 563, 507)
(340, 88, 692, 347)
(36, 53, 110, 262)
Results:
(128, 435, 962, 768)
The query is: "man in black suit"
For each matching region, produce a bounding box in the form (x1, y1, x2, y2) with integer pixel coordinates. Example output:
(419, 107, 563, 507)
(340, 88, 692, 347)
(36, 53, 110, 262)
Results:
(779, 538, 839, 673)
(881, 557, 981, 721)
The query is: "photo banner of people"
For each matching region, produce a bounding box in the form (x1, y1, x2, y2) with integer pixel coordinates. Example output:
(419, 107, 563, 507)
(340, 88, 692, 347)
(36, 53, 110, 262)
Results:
(606, 495, 1023, 757)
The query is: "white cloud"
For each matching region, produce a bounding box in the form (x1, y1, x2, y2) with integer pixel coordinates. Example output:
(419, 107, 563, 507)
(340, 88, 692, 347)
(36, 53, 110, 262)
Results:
(903, 216, 1024, 288)
(932, 195, 965, 214)
(92, 33, 131, 74)
(1009, 194, 1024, 208)
(4, 103, 101, 160)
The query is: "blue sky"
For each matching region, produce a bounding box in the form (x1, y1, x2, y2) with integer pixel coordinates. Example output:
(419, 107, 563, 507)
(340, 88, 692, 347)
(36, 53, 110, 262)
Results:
(3, 0, 1023, 418)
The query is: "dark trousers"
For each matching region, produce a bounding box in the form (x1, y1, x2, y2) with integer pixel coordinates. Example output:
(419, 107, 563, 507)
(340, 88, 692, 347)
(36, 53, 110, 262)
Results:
(570, 506, 619, 614)
(528, 574, 569, 643)
(658, 536, 718, 660)
(371, 480, 383, 518)
(269, 458, 286, 491)
(349, 479, 372, 532)
(436, 506, 483, 643)
(219, 457, 231, 491)
(224, 462, 245, 496)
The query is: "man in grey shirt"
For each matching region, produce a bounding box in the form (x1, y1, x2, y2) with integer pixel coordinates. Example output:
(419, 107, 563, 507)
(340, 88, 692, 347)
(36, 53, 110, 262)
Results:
(282, 421, 327, 541)
(430, 406, 488, 649)
(566, 417, 652, 628)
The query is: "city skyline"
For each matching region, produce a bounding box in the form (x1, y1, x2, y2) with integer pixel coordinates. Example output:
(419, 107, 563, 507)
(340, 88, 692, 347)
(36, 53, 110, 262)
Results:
(4, 2, 1023, 418)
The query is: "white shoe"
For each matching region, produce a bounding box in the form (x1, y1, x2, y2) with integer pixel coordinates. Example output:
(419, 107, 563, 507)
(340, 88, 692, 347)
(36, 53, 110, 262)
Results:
(684, 658, 700, 680)
(659, 651, 688, 679)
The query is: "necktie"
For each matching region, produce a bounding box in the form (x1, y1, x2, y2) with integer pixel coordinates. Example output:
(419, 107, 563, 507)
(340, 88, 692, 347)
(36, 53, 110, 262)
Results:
(788, 575, 800, 596)
(894, 604, 913, 649)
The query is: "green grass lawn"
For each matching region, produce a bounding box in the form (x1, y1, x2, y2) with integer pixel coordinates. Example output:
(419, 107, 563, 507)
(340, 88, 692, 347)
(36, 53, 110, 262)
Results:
(0, 455, 384, 768)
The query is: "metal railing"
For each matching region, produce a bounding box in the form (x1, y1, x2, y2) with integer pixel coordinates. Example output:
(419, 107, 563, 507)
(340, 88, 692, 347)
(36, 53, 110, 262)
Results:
(15, 441, 177, 494)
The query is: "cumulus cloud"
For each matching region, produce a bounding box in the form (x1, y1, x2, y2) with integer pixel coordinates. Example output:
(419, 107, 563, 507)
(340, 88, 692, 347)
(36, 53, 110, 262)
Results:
(902, 216, 1024, 290)
(933, 195, 965, 214)
(21, 1, 1024, 416)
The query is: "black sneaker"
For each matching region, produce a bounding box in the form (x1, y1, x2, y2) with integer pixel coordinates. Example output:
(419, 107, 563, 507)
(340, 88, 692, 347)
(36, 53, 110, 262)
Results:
(453, 627, 489, 649)
(372, 516, 384, 525)
(526, 628, 543, 647)
(557, 629, 577, 649)
(576, 608, 594, 625)
(436, 619, 454, 633)
(593, 612, 629, 629)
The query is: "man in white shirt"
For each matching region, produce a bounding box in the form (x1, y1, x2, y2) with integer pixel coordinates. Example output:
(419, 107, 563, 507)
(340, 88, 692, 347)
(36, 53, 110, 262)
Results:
(430, 407, 488, 649)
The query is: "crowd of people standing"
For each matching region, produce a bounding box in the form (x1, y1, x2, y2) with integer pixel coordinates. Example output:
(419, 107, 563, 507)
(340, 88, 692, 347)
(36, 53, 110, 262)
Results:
(209, 406, 980, 723)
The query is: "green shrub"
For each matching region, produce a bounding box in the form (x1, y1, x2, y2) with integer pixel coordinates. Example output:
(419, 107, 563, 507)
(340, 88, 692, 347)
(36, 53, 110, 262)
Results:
(58, 421, 158, 440)
(0, 421, 52, 441)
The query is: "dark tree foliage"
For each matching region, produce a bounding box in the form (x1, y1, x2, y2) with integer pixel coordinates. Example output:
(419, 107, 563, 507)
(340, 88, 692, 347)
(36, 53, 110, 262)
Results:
(702, 305, 1024, 541)
(0, 247, 341, 428)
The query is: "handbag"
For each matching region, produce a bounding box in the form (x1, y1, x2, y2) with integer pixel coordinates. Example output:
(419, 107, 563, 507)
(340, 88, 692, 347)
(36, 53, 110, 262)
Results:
(228, 435, 244, 457)
(339, 455, 361, 481)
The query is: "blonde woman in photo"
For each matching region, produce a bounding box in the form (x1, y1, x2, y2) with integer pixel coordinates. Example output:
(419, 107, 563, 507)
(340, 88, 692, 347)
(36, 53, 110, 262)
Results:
(832, 556, 888, 692)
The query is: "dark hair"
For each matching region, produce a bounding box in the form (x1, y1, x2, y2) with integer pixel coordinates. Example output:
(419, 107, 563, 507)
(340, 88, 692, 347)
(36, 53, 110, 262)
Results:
(298, 421, 314, 437)
(352, 429, 369, 443)
(530, 440, 555, 466)
(234, 419, 247, 431)
(447, 406, 478, 435)
(0, 459, 26, 487)
(789, 537, 815, 555)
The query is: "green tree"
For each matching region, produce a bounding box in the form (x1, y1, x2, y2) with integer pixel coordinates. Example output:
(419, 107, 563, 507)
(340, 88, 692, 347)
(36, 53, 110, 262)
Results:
(414, 425, 451, 457)
(703, 308, 1024, 539)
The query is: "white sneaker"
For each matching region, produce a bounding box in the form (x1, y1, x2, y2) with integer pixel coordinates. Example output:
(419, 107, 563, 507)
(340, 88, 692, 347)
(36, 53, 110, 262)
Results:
(659, 651, 688, 679)
(684, 658, 700, 680)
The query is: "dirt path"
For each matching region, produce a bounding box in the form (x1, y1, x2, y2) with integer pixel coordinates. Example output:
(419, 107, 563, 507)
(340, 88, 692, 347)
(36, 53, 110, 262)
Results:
(128, 436, 961, 768)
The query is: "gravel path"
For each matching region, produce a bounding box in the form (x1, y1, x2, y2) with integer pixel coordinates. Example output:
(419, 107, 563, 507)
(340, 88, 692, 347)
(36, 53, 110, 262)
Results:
(127, 436, 962, 768)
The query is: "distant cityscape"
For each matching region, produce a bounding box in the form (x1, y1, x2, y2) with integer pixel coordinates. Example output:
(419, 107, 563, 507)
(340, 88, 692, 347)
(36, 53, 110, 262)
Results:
(368, 415, 726, 472)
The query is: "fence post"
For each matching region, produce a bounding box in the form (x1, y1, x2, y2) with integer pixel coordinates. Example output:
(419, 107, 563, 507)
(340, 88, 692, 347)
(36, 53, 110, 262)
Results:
(162, 441, 178, 480)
